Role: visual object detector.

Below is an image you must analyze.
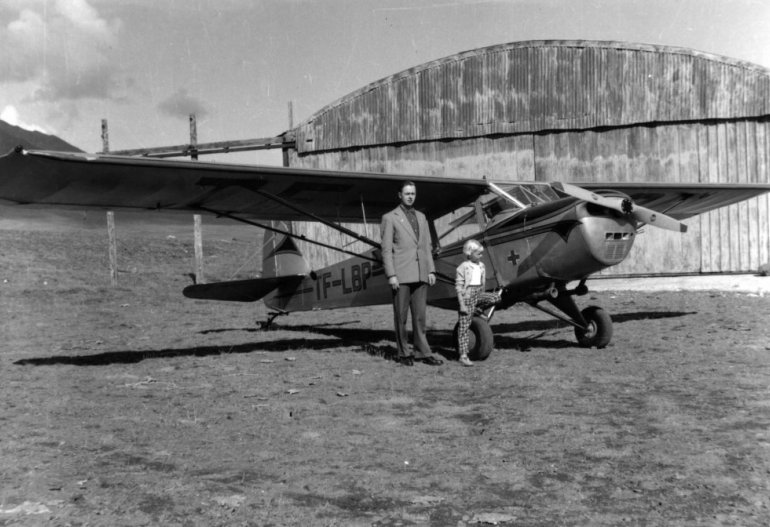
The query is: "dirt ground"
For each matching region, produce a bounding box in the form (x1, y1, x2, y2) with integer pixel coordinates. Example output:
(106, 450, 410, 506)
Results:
(1, 220, 770, 526)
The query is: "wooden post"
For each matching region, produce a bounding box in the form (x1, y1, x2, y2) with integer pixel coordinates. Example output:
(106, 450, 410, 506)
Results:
(101, 119, 109, 153)
(283, 101, 293, 168)
(194, 214, 204, 284)
(189, 114, 198, 160)
(107, 211, 118, 286)
(189, 113, 199, 276)
(288, 101, 294, 129)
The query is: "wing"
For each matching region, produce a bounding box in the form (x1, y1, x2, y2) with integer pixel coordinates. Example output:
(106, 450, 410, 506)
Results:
(0, 148, 488, 222)
(3, 148, 767, 223)
(580, 182, 770, 220)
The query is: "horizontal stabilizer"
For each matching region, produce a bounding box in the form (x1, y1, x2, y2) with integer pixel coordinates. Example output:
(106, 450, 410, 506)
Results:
(183, 275, 304, 302)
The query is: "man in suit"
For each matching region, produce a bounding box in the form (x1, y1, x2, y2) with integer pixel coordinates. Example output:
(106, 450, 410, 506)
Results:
(380, 181, 443, 366)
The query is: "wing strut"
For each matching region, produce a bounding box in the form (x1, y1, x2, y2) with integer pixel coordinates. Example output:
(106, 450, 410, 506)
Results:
(474, 198, 504, 288)
(196, 207, 380, 263)
(238, 185, 381, 249)
(360, 193, 368, 226)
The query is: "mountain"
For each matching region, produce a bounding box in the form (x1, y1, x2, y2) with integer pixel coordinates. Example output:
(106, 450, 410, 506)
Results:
(0, 120, 82, 154)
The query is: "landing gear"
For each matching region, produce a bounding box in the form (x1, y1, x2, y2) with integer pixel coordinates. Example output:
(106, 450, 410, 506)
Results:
(527, 280, 614, 348)
(574, 306, 613, 349)
(452, 316, 494, 361)
(258, 310, 287, 330)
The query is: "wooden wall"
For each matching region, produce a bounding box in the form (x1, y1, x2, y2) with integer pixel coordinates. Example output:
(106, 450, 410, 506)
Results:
(286, 136, 537, 269)
(288, 118, 770, 275)
(533, 120, 770, 275)
(286, 41, 770, 275)
(296, 41, 770, 153)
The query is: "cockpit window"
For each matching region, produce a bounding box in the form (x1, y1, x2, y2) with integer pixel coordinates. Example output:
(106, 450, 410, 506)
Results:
(497, 183, 559, 207)
(435, 182, 559, 244)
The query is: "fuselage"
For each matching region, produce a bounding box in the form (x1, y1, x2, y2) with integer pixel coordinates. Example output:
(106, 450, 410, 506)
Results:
(264, 197, 637, 313)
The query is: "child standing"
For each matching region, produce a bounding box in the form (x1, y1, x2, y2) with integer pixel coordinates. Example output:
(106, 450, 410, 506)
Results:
(455, 239, 500, 366)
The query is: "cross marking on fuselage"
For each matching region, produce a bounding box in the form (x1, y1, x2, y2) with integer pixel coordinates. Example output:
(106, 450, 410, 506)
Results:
(507, 249, 520, 266)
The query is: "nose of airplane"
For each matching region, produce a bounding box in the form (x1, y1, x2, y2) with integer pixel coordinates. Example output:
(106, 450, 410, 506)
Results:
(577, 203, 637, 266)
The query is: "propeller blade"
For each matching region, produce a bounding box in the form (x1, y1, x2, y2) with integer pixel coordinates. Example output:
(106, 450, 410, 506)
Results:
(551, 182, 627, 212)
(552, 182, 688, 232)
(631, 205, 688, 233)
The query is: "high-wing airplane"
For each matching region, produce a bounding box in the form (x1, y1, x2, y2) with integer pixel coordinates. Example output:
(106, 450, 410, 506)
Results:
(2, 147, 769, 360)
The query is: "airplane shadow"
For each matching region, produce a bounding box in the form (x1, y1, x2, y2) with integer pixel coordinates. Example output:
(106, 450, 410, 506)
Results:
(14, 310, 694, 367)
(491, 310, 696, 334)
(13, 338, 351, 367)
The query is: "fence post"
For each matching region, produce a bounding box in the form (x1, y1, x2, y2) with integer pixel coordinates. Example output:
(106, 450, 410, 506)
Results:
(189, 114, 198, 160)
(107, 211, 118, 286)
(101, 119, 109, 153)
(283, 101, 293, 167)
(194, 214, 204, 284)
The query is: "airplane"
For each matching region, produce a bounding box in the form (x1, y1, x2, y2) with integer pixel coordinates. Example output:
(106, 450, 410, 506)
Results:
(1, 146, 769, 360)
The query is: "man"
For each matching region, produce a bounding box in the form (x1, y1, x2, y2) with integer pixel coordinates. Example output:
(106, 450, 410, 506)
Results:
(380, 181, 443, 366)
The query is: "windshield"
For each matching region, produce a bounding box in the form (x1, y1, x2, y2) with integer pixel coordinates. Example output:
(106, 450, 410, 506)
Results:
(436, 182, 559, 244)
(494, 183, 559, 207)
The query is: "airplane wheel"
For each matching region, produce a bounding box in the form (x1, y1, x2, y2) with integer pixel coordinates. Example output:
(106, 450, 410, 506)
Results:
(453, 316, 494, 361)
(574, 306, 612, 348)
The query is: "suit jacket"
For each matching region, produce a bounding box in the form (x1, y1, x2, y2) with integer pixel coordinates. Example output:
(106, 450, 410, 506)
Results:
(380, 205, 435, 284)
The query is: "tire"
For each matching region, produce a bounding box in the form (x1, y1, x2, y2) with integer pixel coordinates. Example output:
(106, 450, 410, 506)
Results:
(574, 306, 613, 348)
(453, 316, 495, 361)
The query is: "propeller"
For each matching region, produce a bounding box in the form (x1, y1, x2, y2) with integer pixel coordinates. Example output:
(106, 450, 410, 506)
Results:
(552, 182, 687, 233)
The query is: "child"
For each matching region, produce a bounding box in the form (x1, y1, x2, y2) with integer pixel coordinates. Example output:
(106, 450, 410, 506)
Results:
(455, 239, 501, 366)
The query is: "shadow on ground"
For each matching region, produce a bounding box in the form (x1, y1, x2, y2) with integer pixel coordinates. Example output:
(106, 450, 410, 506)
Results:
(14, 310, 693, 367)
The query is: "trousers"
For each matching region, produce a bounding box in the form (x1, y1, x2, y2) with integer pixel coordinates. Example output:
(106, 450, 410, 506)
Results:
(392, 282, 431, 358)
(457, 286, 499, 357)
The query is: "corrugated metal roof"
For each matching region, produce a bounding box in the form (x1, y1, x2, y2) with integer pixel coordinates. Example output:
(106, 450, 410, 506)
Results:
(294, 40, 770, 154)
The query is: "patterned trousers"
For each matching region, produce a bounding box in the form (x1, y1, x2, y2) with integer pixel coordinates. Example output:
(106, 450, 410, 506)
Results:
(457, 286, 499, 356)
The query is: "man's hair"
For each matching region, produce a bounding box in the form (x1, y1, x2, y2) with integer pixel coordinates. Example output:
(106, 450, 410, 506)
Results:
(399, 180, 416, 192)
(463, 239, 483, 257)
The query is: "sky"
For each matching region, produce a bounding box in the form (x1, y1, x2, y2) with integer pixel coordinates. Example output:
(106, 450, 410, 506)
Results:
(1, 0, 769, 164)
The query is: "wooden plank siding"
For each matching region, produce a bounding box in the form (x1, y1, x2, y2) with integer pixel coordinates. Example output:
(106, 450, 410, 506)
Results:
(286, 41, 770, 274)
(295, 41, 770, 152)
(287, 120, 770, 273)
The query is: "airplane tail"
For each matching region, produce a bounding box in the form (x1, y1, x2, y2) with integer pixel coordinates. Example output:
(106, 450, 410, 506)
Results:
(183, 222, 309, 302)
(260, 221, 311, 278)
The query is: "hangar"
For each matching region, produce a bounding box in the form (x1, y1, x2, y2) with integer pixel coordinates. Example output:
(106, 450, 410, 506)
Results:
(282, 40, 770, 277)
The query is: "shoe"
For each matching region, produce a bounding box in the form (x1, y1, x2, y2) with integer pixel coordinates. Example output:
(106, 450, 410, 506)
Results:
(459, 355, 474, 367)
(416, 356, 444, 366)
(395, 356, 414, 366)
